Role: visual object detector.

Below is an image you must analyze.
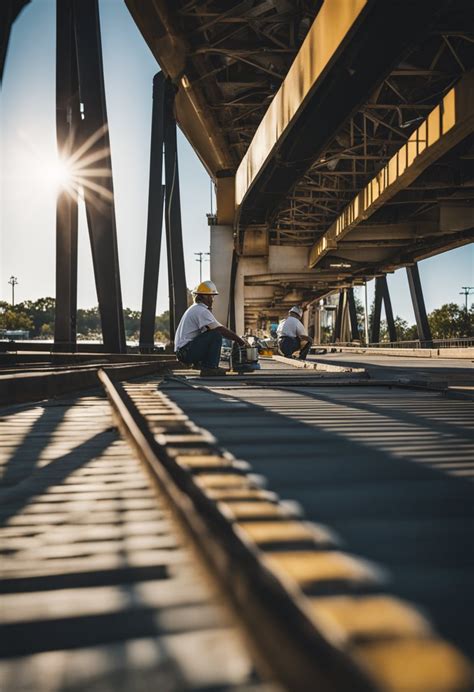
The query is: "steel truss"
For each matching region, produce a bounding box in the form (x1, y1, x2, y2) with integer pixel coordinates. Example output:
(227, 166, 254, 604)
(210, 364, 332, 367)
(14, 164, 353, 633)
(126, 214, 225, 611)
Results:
(55, 0, 126, 353)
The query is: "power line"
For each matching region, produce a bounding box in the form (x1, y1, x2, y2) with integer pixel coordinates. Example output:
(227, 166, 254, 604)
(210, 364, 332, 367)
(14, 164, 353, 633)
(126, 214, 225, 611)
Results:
(459, 286, 473, 313)
(8, 276, 18, 306)
(195, 252, 210, 283)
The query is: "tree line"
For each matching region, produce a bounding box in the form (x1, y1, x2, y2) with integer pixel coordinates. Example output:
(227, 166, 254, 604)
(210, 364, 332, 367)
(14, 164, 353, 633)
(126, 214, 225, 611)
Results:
(0, 297, 170, 342)
(0, 296, 472, 342)
(320, 299, 473, 342)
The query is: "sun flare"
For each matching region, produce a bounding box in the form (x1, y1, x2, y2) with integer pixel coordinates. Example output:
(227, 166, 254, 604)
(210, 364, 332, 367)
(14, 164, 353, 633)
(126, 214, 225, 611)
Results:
(12, 124, 114, 211)
(43, 157, 73, 192)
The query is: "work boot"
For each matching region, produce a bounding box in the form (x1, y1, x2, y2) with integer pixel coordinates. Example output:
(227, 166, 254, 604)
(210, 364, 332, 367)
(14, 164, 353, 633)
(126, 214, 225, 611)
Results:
(199, 366, 228, 377)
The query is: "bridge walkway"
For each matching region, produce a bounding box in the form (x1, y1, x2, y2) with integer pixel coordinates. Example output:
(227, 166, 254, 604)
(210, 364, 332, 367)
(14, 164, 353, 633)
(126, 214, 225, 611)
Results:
(0, 389, 264, 692)
(163, 358, 474, 662)
(0, 357, 472, 690)
(304, 352, 474, 394)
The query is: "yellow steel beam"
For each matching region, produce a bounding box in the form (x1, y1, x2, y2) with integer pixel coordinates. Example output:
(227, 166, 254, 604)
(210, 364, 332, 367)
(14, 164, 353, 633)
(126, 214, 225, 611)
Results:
(309, 71, 474, 268)
(235, 0, 367, 207)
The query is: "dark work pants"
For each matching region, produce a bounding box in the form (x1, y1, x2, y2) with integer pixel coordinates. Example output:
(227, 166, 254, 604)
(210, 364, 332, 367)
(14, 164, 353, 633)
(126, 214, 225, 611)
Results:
(278, 336, 311, 360)
(177, 330, 223, 368)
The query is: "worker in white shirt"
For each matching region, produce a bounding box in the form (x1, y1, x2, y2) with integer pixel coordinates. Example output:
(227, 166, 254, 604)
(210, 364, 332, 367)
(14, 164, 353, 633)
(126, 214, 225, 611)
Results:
(175, 280, 246, 376)
(276, 306, 313, 360)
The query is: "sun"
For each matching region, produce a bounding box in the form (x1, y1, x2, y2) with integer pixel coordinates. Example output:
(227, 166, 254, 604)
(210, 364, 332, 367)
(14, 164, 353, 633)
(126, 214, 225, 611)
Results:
(43, 156, 73, 193)
(14, 124, 114, 209)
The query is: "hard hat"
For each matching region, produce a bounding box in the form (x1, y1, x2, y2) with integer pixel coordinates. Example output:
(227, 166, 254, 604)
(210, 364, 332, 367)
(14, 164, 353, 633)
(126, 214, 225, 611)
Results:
(289, 306, 303, 318)
(193, 280, 219, 295)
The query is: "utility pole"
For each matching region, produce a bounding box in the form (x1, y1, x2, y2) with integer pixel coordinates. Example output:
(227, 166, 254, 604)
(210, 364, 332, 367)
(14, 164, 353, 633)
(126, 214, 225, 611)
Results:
(194, 251, 210, 283)
(460, 286, 473, 314)
(8, 276, 18, 306)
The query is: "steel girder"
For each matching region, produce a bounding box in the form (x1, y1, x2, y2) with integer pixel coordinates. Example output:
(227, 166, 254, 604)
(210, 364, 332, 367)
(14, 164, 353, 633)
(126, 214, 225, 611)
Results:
(54, 0, 79, 351)
(139, 74, 166, 352)
(53, 0, 126, 353)
(407, 263, 433, 345)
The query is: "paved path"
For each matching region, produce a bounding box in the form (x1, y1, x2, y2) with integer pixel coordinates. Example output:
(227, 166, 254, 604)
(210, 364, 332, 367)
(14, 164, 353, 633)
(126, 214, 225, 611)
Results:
(307, 351, 474, 389)
(0, 391, 263, 692)
(164, 361, 474, 660)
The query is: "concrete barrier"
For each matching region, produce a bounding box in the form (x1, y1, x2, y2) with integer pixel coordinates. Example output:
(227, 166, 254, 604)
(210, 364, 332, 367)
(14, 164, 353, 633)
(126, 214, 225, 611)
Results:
(272, 355, 366, 373)
(315, 346, 474, 359)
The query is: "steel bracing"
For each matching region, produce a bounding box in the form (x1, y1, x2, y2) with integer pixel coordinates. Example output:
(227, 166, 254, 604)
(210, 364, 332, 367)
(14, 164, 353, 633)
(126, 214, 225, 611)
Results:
(125, 0, 473, 331)
(54, 0, 126, 353)
(139, 74, 166, 352)
(407, 262, 433, 345)
(371, 276, 397, 344)
(54, 0, 79, 351)
(139, 73, 188, 347)
(163, 79, 188, 338)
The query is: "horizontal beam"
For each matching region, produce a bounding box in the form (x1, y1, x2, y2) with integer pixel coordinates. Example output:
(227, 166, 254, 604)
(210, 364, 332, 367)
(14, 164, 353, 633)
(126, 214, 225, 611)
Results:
(350, 222, 438, 240)
(234, 0, 461, 228)
(124, 0, 233, 176)
(235, 0, 367, 206)
(245, 272, 352, 286)
(309, 72, 474, 267)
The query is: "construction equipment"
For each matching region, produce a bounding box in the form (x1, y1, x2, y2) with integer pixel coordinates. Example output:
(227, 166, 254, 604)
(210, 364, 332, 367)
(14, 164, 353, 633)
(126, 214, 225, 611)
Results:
(230, 344, 260, 373)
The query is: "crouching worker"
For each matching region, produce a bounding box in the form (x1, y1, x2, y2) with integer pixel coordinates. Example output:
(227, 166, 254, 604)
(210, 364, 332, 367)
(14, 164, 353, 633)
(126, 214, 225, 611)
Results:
(175, 281, 246, 376)
(277, 306, 313, 361)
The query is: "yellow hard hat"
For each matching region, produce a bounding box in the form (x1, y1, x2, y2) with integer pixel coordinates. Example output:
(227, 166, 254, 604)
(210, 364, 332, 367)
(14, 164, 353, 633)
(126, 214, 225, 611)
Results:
(193, 280, 219, 295)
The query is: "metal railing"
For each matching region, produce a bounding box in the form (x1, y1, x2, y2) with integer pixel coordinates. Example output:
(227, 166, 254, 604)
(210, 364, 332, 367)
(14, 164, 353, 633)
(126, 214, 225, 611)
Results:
(313, 337, 474, 350)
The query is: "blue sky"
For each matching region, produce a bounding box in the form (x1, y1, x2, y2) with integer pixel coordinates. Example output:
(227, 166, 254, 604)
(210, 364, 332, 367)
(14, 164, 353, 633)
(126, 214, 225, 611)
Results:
(1, 0, 472, 321)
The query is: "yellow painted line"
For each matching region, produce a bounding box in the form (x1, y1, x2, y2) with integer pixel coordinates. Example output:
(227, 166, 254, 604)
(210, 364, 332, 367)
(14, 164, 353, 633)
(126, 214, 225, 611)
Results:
(235, 0, 367, 206)
(309, 72, 474, 267)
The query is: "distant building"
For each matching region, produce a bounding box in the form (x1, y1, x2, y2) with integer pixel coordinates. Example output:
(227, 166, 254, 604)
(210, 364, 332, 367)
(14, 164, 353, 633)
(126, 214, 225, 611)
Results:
(0, 329, 30, 340)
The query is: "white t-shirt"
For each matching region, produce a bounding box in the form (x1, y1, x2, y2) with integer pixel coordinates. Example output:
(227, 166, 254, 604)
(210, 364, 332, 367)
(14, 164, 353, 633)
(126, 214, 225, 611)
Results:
(174, 302, 221, 350)
(277, 315, 307, 339)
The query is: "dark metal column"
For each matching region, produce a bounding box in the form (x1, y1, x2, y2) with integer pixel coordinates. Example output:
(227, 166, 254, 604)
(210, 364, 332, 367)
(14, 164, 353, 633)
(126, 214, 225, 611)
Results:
(371, 277, 384, 343)
(379, 276, 397, 342)
(333, 290, 345, 342)
(0, 1, 30, 83)
(54, 0, 79, 352)
(228, 250, 238, 332)
(407, 263, 433, 345)
(139, 73, 166, 352)
(73, 0, 126, 353)
(347, 288, 359, 342)
(164, 79, 188, 340)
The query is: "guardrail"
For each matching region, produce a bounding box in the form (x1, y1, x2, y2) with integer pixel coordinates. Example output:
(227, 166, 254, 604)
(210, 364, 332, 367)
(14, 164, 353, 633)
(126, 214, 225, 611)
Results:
(316, 337, 474, 349)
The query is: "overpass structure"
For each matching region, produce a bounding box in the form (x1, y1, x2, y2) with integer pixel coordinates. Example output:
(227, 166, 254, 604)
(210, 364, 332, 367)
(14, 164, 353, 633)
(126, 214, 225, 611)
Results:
(2, 5, 474, 690)
(127, 0, 474, 343)
(3, 1, 472, 349)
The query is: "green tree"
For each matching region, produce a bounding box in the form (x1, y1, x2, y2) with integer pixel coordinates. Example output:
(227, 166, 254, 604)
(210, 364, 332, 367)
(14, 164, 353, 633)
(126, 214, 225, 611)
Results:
(40, 323, 54, 338)
(0, 302, 34, 332)
(123, 308, 141, 340)
(428, 303, 473, 339)
(155, 310, 170, 339)
(17, 297, 55, 337)
(368, 300, 419, 342)
(77, 306, 101, 337)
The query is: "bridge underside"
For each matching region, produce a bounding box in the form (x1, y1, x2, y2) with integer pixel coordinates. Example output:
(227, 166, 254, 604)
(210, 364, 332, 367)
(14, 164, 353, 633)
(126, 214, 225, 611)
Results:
(126, 0, 473, 333)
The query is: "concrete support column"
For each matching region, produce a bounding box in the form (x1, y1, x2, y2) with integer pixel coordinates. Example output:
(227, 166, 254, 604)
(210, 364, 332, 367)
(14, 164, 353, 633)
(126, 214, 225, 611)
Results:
(303, 308, 310, 333)
(210, 224, 234, 326)
(234, 262, 245, 337)
(314, 307, 321, 344)
(235, 256, 270, 336)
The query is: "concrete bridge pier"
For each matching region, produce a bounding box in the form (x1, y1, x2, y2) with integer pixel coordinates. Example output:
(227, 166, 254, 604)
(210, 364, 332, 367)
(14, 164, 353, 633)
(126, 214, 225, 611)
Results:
(209, 177, 235, 327)
(210, 224, 234, 326)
